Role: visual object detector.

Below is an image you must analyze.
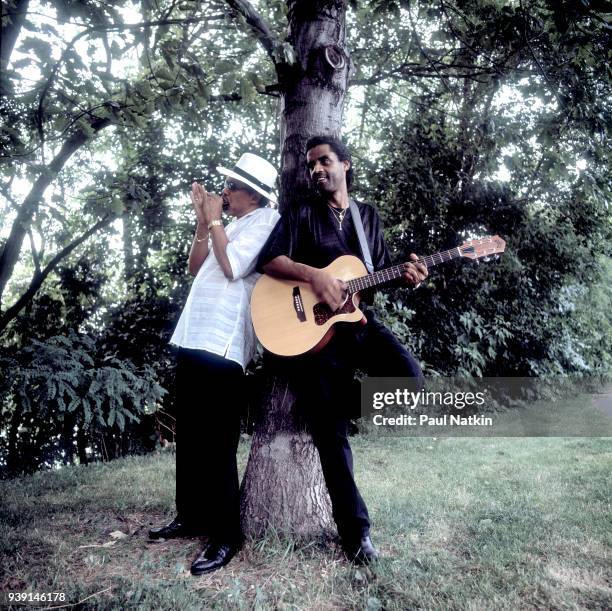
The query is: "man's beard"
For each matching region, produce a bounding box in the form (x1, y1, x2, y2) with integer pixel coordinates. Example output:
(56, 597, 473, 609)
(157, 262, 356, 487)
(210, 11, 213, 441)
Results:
(312, 177, 335, 196)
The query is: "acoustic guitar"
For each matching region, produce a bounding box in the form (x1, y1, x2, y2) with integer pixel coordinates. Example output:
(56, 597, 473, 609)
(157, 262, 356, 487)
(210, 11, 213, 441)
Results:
(250, 235, 506, 357)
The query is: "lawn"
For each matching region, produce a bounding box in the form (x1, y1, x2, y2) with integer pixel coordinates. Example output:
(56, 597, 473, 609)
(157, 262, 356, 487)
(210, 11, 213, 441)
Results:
(1, 436, 611, 610)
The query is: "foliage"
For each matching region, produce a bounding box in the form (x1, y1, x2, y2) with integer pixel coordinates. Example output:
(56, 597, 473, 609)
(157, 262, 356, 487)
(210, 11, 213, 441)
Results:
(369, 111, 611, 376)
(352, 0, 612, 377)
(1, 0, 610, 474)
(1, 0, 280, 475)
(0, 330, 165, 477)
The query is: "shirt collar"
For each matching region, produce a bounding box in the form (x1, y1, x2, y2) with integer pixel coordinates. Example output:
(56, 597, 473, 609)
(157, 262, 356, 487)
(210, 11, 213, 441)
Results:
(234, 207, 264, 222)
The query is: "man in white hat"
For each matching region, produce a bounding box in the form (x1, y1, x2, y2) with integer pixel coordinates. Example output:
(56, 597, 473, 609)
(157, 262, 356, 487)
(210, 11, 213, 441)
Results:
(149, 153, 280, 575)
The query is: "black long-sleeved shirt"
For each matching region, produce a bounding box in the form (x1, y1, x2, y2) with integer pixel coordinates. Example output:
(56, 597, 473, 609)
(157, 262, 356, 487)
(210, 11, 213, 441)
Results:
(256, 198, 392, 273)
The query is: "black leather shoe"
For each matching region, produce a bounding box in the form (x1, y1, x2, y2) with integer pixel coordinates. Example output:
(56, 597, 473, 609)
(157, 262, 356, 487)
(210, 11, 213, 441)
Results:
(149, 517, 203, 540)
(344, 535, 380, 565)
(190, 543, 237, 575)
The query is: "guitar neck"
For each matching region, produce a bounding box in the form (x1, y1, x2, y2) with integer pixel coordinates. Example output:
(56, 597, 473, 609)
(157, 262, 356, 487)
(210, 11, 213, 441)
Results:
(346, 247, 463, 294)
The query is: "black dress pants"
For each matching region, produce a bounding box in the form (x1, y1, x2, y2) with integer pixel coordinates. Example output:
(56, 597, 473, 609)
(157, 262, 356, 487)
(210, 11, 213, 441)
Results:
(174, 347, 244, 545)
(267, 310, 423, 546)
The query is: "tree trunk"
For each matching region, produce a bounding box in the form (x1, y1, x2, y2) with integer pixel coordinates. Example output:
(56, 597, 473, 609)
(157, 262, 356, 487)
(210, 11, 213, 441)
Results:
(240, 376, 333, 538)
(279, 1, 351, 213)
(6, 399, 23, 476)
(61, 411, 76, 465)
(240, 0, 350, 539)
(76, 425, 89, 465)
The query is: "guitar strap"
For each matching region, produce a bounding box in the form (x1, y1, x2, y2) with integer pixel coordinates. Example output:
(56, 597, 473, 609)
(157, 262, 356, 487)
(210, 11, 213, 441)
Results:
(349, 199, 374, 274)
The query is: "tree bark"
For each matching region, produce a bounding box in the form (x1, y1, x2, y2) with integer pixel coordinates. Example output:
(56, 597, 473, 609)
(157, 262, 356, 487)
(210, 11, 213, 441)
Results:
(240, 376, 333, 538)
(279, 1, 351, 212)
(61, 411, 76, 465)
(6, 398, 23, 476)
(240, 0, 350, 539)
(76, 425, 89, 466)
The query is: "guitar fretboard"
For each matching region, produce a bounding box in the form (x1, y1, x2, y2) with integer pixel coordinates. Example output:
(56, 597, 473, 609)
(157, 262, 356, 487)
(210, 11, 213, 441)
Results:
(346, 247, 463, 294)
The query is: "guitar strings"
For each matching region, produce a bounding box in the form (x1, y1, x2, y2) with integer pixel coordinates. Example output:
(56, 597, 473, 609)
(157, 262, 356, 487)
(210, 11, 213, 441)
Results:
(345, 239, 501, 294)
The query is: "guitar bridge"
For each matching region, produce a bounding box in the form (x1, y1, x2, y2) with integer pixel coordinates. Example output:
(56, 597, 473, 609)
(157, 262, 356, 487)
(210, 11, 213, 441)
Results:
(292, 287, 306, 322)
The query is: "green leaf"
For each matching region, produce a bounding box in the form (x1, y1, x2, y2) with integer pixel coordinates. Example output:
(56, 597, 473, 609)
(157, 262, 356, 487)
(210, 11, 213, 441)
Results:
(10, 58, 33, 70)
(273, 42, 296, 65)
(216, 60, 236, 74)
(221, 74, 235, 95)
(249, 71, 266, 92)
(239, 77, 254, 102)
(20, 36, 53, 58)
(110, 41, 122, 58)
(111, 197, 125, 216)
(134, 80, 153, 98)
(161, 47, 176, 70)
(155, 66, 175, 83)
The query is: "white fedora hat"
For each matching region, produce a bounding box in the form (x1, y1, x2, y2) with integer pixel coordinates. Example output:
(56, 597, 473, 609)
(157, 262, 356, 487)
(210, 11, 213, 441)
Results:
(217, 153, 278, 204)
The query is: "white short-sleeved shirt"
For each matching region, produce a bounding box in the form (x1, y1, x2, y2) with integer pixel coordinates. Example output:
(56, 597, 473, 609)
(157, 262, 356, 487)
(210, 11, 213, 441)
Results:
(170, 206, 280, 369)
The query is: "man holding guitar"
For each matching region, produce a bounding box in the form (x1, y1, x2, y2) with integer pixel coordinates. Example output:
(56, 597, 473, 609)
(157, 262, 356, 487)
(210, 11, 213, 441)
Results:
(256, 136, 428, 564)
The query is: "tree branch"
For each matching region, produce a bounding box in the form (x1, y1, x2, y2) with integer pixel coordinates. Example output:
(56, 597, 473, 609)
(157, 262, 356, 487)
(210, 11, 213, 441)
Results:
(223, 0, 278, 63)
(27, 228, 40, 275)
(0, 0, 30, 76)
(407, 4, 458, 101)
(0, 215, 113, 333)
(35, 15, 226, 137)
(350, 62, 535, 86)
(519, 0, 563, 108)
(0, 116, 111, 304)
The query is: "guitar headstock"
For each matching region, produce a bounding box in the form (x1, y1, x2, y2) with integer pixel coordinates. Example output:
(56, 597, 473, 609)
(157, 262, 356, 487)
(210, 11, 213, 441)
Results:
(459, 235, 506, 260)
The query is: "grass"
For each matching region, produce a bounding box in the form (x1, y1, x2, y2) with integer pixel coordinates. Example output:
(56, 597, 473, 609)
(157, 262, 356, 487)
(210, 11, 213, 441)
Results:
(1, 436, 611, 610)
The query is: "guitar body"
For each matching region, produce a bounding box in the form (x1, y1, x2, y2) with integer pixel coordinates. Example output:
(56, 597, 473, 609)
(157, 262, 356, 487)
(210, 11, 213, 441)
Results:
(251, 235, 506, 357)
(251, 255, 367, 357)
